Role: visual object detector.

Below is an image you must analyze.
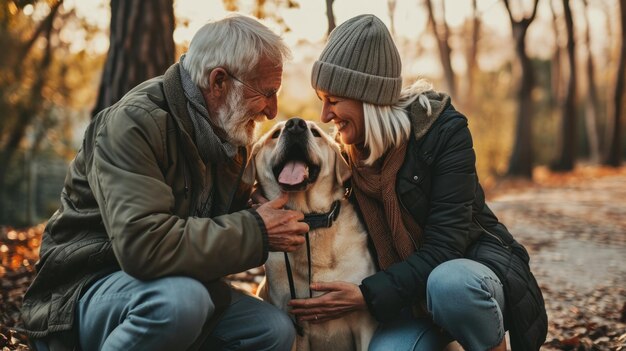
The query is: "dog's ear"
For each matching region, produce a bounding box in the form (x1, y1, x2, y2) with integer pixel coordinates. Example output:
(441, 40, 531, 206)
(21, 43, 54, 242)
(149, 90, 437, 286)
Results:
(334, 148, 351, 186)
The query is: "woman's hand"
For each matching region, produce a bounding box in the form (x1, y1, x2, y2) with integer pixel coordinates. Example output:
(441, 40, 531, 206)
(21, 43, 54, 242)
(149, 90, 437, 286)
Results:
(288, 281, 367, 324)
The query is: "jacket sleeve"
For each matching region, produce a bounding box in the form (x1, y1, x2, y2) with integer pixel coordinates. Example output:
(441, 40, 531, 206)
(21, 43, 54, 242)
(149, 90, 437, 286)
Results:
(88, 104, 268, 282)
(360, 117, 477, 322)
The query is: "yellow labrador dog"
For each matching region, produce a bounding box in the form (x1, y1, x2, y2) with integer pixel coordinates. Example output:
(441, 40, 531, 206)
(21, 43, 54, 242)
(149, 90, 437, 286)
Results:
(252, 117, 377, 351)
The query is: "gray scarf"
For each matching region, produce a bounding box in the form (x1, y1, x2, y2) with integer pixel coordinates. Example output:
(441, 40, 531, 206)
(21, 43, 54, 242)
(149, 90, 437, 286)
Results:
(178, 55, 238, 217)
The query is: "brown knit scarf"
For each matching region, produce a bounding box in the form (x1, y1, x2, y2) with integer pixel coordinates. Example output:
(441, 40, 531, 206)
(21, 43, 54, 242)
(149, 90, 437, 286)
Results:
(350, 144, 423, 269)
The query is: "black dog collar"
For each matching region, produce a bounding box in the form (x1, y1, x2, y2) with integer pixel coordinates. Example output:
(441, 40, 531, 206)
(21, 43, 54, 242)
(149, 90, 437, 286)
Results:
(301, 200, 341, 230)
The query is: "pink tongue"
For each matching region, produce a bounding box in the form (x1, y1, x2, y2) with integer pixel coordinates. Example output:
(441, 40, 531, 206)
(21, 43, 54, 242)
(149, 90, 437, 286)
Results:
(278, 161, 309, 185)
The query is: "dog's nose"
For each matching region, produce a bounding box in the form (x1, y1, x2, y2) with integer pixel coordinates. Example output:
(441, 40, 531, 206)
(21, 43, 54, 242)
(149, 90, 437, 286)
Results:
(285, 118, 307, 134)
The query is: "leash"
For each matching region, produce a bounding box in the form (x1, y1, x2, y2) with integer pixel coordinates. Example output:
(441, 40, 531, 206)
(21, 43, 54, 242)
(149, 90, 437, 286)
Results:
(284, 200, 341, 335)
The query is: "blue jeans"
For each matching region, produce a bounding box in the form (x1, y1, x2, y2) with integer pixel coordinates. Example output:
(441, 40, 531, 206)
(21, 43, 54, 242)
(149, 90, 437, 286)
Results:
(369, 259, 506, 351)
(34, 271, 295, 351)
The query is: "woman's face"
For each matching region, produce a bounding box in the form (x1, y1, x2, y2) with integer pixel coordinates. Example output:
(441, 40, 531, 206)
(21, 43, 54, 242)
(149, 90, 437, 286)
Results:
(317, 90, 365, 145)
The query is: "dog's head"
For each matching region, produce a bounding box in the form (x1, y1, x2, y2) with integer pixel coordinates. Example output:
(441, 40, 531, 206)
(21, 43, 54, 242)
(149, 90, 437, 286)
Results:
(252, 117, 350, 210)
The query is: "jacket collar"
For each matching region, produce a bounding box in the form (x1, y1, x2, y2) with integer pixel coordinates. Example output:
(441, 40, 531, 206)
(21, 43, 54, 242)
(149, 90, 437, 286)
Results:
(163, 63, 196, 142)
(407, 91, 451, 140)
(162, 62, 208, 197)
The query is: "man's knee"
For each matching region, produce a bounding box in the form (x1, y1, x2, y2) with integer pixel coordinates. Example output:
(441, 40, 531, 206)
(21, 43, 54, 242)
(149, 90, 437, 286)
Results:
(77, 274, 213, 350)
(148, 276, 214, 331)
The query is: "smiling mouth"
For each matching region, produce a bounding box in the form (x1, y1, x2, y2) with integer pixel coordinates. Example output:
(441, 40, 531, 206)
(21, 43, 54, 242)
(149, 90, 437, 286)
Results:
(336, 120, 348, 132)
(272, 144, 320, 192)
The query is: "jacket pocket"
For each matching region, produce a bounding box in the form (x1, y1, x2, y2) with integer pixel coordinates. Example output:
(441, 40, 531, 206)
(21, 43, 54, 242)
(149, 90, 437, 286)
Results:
(53, 237, 112, 278)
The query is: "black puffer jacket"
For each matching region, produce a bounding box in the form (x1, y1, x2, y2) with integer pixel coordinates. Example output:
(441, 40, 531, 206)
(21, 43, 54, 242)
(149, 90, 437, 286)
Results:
(359, 93, 547, 350)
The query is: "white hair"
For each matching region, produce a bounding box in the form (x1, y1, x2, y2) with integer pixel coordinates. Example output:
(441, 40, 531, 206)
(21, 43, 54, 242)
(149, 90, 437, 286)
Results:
(182, 13, 292, 88)
(354, 79, 434, 165)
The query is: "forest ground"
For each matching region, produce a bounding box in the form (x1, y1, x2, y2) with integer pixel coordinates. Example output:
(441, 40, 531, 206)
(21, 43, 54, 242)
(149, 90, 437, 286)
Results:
(1, 166, 625, 350)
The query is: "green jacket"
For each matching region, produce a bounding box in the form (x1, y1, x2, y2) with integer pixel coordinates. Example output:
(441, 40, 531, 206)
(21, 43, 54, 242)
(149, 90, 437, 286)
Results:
(21, 63, 268, 348)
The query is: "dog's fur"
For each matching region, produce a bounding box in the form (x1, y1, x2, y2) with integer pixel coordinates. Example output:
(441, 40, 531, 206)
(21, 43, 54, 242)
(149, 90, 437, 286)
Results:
(251, 118, 377, 351)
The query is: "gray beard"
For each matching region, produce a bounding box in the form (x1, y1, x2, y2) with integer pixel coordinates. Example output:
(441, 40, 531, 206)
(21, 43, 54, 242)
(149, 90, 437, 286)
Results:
(216, 86, 265, 146)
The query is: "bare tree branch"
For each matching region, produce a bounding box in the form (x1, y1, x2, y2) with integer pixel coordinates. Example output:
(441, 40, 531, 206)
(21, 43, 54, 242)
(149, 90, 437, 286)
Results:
(502, 0, 515, 24)
(425, 0, 456, 97)
(529, 0, 540, 23)
(503, 0, 540, 25)
(18, 0, 63, 63)
(325, 0, 335, 36)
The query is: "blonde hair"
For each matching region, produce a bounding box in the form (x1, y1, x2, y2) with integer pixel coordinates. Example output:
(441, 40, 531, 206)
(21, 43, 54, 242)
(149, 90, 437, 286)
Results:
(182, 13, 291, 88)
(352, 79, 434, 165)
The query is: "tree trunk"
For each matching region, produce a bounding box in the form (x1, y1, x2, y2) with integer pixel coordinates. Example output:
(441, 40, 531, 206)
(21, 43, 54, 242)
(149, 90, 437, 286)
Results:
(504, 0, 540, 178)
(549, 0, 563, 108)
(582, 0, 601, 162)
(464, 0, 480, 108)
(507, 25, 535, 178)
(425, 0, 456, 98)
(325, 0, 336, 37)
(92, 0, 175, 117)
(552, 0, 577, 171)
(603, 0, 625, 166)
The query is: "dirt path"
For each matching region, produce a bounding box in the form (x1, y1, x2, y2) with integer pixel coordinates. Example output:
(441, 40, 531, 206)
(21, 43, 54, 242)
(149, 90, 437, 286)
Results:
(2, 171, 625, 350)
(488, 174, 626, 350)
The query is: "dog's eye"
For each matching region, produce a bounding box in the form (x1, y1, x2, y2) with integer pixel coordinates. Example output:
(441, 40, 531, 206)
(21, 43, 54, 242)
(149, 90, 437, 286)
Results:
(311, 129, 321, 137)
(271, 129, 281, 139)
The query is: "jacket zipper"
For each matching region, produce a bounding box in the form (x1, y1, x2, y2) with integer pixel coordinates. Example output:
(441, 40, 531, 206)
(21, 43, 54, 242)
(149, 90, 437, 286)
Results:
(474, 217, 509, 249)
(182, 162, 189, 199)
(398, 199, 419, 250)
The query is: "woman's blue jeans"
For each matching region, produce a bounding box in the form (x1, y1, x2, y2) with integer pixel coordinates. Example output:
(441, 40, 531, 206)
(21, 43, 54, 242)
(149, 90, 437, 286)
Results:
(368, 259, 506, 351)
(33, 271, 295, 351)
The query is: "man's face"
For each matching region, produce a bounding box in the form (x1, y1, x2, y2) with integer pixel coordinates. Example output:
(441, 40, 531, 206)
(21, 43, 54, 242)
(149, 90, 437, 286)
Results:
(218, 56, 283, 146)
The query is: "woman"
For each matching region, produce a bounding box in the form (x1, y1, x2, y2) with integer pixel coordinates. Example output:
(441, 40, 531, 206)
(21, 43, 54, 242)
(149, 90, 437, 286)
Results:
(288, 14, 547, 351)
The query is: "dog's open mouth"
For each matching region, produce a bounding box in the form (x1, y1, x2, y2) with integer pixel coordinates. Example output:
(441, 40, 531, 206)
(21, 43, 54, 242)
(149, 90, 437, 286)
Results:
(272, 145, 320, 192)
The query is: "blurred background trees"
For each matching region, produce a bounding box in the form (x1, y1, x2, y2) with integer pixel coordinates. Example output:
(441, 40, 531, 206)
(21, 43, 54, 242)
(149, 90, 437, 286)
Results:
(503, 0, 540, 177)
(0, 0, 103, 225)
(552, 0, 577, 171)
(0, 0, 624, 226)
(604, 0, 625, 166)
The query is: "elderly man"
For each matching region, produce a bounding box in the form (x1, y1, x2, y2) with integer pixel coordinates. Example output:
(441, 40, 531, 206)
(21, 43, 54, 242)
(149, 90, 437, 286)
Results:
(21, 14, 307, 351)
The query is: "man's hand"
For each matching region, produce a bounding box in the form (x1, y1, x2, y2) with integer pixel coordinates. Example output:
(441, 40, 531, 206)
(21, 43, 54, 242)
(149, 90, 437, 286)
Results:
(255, 193, 309, 252)
(288, 282, 367, 323)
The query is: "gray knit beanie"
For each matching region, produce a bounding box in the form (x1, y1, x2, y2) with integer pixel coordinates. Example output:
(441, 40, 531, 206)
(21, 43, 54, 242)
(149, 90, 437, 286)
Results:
(311, 14, 402, 105)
